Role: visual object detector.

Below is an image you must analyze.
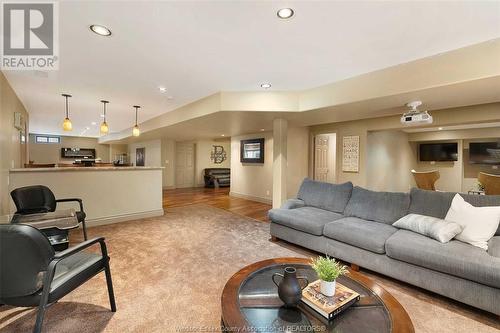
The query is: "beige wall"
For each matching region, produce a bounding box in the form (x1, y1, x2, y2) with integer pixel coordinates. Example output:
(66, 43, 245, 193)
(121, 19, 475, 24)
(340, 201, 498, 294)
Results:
(128, 139, 162, 167)
(161, 138, 176, 188)
(230, 126, 309, 203)
(408, 128, 500, 192)
(1, 72, 29, 215)
(230, 132, 274, 203)
(366, 130, 417, 192)
(286, 127, 310, 198)
(195, 139, 231, 186)
(311, 103, 500, 191)
(29, 134, 111, 164)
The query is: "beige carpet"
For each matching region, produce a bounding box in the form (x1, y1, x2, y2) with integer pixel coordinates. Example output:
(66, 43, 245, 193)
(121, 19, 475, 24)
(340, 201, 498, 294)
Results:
(1, 204, 498, 333)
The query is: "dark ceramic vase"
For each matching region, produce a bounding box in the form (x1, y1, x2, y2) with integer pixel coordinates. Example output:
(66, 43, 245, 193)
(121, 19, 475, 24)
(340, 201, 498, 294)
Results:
(272, 267, 309, 307)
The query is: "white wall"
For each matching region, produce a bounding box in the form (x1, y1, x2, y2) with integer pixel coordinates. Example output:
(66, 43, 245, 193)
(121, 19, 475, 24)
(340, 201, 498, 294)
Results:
(128, 139, 162, 167)
(195, 140, 231, 186)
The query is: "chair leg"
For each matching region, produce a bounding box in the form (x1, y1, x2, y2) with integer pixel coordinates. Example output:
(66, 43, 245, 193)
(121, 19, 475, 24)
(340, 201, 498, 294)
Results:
(34, 292, 50, 333)
(81, 219, 88, 241)
(104, 259, 116, 312)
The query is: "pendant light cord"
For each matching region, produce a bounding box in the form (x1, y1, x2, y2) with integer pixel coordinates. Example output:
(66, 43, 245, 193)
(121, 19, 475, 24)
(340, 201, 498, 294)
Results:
(65, 95, 69, 118)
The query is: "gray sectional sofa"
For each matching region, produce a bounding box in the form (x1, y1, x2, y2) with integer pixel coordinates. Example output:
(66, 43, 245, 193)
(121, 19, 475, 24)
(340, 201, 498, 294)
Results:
(269, 178, 500, 315)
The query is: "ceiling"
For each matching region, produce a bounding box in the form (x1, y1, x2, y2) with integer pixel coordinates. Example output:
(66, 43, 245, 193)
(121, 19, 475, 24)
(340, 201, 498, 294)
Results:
(4, 1, 500, 137)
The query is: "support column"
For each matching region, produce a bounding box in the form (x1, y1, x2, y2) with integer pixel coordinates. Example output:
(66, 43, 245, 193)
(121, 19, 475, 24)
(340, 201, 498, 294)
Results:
(273, 118, 288, 209)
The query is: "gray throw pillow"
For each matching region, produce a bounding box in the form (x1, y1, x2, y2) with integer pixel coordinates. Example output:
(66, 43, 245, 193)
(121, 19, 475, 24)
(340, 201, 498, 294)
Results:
(393, 214, 463, 243)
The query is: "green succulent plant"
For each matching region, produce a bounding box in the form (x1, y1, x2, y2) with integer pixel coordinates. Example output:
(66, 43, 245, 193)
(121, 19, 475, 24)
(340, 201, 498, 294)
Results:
(311, 256, 348, 282)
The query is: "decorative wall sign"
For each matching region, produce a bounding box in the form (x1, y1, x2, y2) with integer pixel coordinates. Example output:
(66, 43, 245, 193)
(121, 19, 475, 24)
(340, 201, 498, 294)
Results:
(342, 135, 359, 172)
(136, 147, 145, 166)
(210, 145, 227, 164)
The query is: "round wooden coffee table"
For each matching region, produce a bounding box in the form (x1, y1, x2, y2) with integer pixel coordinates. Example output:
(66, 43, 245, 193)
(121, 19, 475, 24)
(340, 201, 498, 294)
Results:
(221, 258, 414, 333)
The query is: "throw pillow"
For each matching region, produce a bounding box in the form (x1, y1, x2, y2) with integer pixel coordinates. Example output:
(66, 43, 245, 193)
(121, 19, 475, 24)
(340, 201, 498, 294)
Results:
(445, 194, 500, 250)
(393, 214, 463, 243)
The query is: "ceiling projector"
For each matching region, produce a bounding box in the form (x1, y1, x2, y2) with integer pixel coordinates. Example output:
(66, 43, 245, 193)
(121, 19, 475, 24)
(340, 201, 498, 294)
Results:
(401, 101, 433, 126)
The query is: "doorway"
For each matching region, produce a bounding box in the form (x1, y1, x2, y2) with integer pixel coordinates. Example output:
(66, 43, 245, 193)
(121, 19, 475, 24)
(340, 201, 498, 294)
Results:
(314, 133, 337, 183)
(175, 142, 195, 188)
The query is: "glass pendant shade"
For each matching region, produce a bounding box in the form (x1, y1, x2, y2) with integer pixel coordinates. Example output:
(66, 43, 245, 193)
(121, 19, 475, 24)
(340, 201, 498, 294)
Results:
(62, 117, 72, 131)
(132, 125, 140, 137)
(62, 94, 72, 131)
(100, 121, 109, 134)
(100, 100, 110, 135)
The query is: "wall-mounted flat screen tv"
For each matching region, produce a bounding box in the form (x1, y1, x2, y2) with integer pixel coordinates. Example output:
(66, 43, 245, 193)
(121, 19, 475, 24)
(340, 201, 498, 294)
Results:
(419, 143, 458, 162)
(469, 142, 500, 165)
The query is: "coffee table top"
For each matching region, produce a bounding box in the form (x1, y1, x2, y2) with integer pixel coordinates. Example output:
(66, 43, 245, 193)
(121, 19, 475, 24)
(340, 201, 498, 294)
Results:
(221, 258, 414, 333)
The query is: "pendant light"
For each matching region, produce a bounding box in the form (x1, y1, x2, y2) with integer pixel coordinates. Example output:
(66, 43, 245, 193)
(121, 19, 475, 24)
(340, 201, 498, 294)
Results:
(100, 100, 109, 134)
(62, 94, 72, 131)
(132, 105, 141, 137)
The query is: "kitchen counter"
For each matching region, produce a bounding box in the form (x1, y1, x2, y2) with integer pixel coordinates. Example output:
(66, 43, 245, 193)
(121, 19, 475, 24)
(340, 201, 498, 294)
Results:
(10, 166, 164, 172)
(9, 167, 164, 226)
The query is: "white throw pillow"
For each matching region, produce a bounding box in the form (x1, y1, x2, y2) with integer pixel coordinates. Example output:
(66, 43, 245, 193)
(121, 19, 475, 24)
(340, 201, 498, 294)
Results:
(445, 194, 500, 250)
(393, 214, 462, 243)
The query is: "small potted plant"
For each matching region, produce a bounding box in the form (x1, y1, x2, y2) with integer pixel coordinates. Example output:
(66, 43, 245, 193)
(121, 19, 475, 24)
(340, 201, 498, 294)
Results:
(311, 256, 348, 297)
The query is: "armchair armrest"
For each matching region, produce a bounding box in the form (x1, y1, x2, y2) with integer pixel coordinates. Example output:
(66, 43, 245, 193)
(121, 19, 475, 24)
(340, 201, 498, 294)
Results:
(53, 237, 107, 260)
(488, 236, 500, 258)
(281, 198, 305, 210)
(39, 237, 109, 307)
(56, 198, 84, 212)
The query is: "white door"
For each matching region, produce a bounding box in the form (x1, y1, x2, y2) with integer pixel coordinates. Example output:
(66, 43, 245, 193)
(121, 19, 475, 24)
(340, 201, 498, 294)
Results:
(175, 143, 195, 188)
(314, 136, 329, 182)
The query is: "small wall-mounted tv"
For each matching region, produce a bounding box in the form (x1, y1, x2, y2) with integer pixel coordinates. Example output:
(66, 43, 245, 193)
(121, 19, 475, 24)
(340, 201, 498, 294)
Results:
(240, 138, 264, 163)
(469, 142, 500, 165)
(419, 143, 458, 162)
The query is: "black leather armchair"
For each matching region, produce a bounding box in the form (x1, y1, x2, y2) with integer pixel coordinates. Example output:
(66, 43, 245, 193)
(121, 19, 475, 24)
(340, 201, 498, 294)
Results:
(0, 224, 116, 333)
(204, 168, 230, 188)
(10, 185, 88, 241)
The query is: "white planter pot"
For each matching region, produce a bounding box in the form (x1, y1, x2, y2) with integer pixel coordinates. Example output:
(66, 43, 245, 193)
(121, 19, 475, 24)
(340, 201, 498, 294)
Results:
(320, 280, 336, 297)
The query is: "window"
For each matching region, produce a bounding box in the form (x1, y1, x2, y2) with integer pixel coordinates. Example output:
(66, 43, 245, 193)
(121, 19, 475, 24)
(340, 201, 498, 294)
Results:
(35, 135, 60, 144)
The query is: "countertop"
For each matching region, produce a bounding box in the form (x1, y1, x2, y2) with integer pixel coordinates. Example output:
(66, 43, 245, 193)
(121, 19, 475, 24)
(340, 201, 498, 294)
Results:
(10, 166, 164, 172)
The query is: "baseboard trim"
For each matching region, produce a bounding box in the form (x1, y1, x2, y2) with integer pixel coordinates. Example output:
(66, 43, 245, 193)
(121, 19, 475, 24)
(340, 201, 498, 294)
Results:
(229, 191, 272, 204)
(86, 209, 165, 227)
(163, 185, 176, 190)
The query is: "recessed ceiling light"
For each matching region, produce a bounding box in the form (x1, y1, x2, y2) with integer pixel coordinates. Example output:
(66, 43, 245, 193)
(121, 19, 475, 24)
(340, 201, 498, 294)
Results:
(277, 8, 294, 19)
(260, 129, 265, 131)
(90, 25, 112, 36)
(167, 96, 174, 100)
(159, 86, 167, 93)
(91, 122, 97, 126)
(221, 134, 225, 137)
(438, 127, 443, 130)
(260, 83, 271, 89)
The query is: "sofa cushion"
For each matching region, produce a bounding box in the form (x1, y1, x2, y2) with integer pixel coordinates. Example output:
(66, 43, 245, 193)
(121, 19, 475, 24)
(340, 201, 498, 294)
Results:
(343, 187, 410, 224)
(323, 217, 398, 254)
(386, 230, 500, 289)
(408, 188, 455, 219)
(268, 207, 343, 236)
(297, 178, 353, 214)
(409, 188, 500, 235)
